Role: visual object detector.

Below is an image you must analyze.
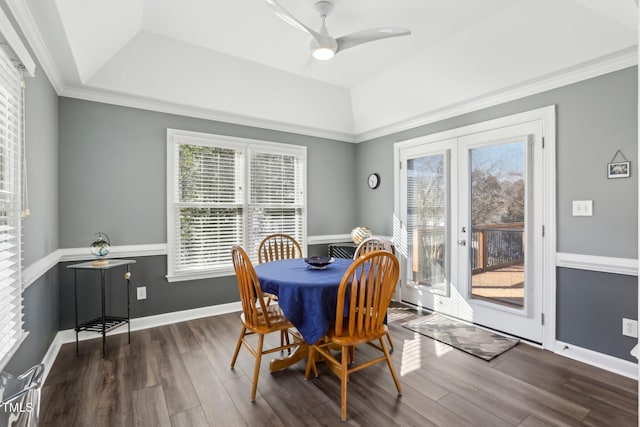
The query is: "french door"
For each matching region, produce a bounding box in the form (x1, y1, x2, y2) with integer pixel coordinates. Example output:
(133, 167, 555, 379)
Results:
(398, 120, 545, 343)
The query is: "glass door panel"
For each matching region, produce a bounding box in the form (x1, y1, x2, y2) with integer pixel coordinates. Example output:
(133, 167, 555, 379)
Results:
(468, 141, 526, 309)
(406, 154, 449, 296)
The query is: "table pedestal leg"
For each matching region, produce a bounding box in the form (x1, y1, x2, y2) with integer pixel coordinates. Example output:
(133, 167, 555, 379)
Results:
(269, 343, 309, 372)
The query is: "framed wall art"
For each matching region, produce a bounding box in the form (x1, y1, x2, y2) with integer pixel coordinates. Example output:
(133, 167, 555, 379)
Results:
(608, 150, 630, 179)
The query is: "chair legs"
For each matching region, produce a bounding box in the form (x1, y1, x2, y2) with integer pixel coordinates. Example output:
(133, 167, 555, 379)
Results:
(230, 326, 246, 369)
(280, 329, 291, 353)
(251, 334, 265, 402)
(305, 337, 402, 421)
(340, 346, 349, 421)
(380, 337, 402, 395)
(385, 330, 395, 353)
(304, 345, 318, 379)
(232, 324, 300, 402)
(230, 326, 266, 402)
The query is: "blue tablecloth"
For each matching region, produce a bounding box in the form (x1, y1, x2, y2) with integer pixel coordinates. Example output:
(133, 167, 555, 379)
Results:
(254, 258, 353, 344)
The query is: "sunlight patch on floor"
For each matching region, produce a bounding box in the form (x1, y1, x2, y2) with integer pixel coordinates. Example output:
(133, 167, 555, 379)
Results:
(433, 340, 453, 358)
(387, 309, 414, 323)
(400, 332, 422, 376)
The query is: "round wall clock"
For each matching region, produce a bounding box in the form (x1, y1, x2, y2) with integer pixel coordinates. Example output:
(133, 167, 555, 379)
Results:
(367, 173, 380, 189)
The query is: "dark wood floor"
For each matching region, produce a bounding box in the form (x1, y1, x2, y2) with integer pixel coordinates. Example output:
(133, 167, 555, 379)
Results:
(40, 306, 638, 426)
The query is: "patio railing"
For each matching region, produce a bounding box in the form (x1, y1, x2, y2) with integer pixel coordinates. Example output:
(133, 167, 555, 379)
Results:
(471, 223, 524, 273)
(409, 222, 524, 282)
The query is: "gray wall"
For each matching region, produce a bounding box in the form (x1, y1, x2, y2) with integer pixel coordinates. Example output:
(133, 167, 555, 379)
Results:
(3, 2, 60, 374)
(5, 270, 59, 374)
(357, 67, 638, 259)
(58, 98, 357, 247)
(557, 268, 637, 362)
(57, 98, 357, 326)
(356, 67, 638, 360)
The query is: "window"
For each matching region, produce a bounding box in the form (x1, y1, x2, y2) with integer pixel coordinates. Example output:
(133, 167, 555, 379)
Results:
(167, 129, 306, 281)
(0, 46, 24, 366)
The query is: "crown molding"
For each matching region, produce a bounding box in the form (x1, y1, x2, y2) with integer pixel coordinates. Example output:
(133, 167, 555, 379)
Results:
(59, 85, 356, 143)
(354, 46, 638, 142)
(5, 0, 64, 90)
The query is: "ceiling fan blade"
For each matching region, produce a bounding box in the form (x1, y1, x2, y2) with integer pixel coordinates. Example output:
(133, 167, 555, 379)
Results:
(336, 27, 411, 53)
(265, 0, 324, 42)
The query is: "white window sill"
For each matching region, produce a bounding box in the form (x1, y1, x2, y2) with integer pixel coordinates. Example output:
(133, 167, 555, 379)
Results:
(166, 268, 235, 283)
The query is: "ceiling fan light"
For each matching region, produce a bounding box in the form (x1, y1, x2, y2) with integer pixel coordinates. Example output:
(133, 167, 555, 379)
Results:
(312, 46, 335, 60)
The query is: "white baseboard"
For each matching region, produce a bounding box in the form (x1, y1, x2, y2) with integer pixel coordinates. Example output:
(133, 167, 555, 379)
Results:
(57, 301, 242, 344)
(41, 301, 241, 383)
(40, 333, 62, 383)
(555, 340, 638, 379)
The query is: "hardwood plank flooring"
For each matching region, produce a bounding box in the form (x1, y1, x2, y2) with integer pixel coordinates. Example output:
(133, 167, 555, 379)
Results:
(40, 307, 638, 426)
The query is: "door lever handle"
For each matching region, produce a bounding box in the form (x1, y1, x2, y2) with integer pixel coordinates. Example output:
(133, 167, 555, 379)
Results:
(458, 240, 466, 246)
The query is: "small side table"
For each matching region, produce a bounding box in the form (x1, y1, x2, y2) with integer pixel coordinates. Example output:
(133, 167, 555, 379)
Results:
(67, 259, 135, 356)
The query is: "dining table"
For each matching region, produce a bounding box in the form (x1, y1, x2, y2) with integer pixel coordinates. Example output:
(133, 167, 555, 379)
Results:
(254, 256, 354, 372)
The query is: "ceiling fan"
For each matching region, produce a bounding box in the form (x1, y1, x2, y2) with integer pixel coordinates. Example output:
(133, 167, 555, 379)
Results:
(266, 0, 411, 61)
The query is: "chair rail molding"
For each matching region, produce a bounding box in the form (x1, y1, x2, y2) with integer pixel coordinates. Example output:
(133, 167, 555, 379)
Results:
(308, 234, 352, 245)
(58, 243, 168, 262)
(556, 252, 638, 276)
(23, 234, 355, 289)
(22, 249, 62, 289)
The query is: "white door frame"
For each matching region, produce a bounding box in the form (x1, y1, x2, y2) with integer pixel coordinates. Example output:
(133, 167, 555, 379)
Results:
(393, 105, 556, 349)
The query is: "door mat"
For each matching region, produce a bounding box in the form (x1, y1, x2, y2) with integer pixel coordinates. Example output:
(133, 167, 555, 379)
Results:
(402, 312, 519, 361)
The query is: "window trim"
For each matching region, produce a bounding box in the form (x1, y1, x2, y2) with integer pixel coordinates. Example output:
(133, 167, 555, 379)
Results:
(166, 128, 307, 282)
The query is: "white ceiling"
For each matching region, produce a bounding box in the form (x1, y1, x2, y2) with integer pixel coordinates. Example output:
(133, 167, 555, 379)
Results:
(11, 0, 639, 141)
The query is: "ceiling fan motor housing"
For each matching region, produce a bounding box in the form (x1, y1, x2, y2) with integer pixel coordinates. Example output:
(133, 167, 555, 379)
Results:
(314, 1, 334, 17)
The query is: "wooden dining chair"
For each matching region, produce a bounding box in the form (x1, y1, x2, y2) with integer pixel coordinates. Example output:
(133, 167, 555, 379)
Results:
(304, 250, 402, 421)
(230, 245, 300, 402)
(353, 236, 396, 352)
(257, 233, 302, 348)
(257, 233, 303, 264)
(353, 236, 392, 260)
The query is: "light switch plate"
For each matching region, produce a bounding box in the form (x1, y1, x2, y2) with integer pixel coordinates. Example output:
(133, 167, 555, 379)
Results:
(137, 286, 147, 300)
(572, 200, 593, 216)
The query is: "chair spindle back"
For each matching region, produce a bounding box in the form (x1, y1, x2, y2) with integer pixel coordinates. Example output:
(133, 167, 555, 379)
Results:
(335, 251, 399, 338)
(258, 233, 302, 264)
(231, 245, 270, 328)
(353, 237, 392, 260)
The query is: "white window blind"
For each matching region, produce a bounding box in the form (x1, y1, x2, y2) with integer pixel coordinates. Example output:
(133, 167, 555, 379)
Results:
(167, 130, 306, 281)
(0, 46, 23, 366)
(247, 148, 304, 258)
